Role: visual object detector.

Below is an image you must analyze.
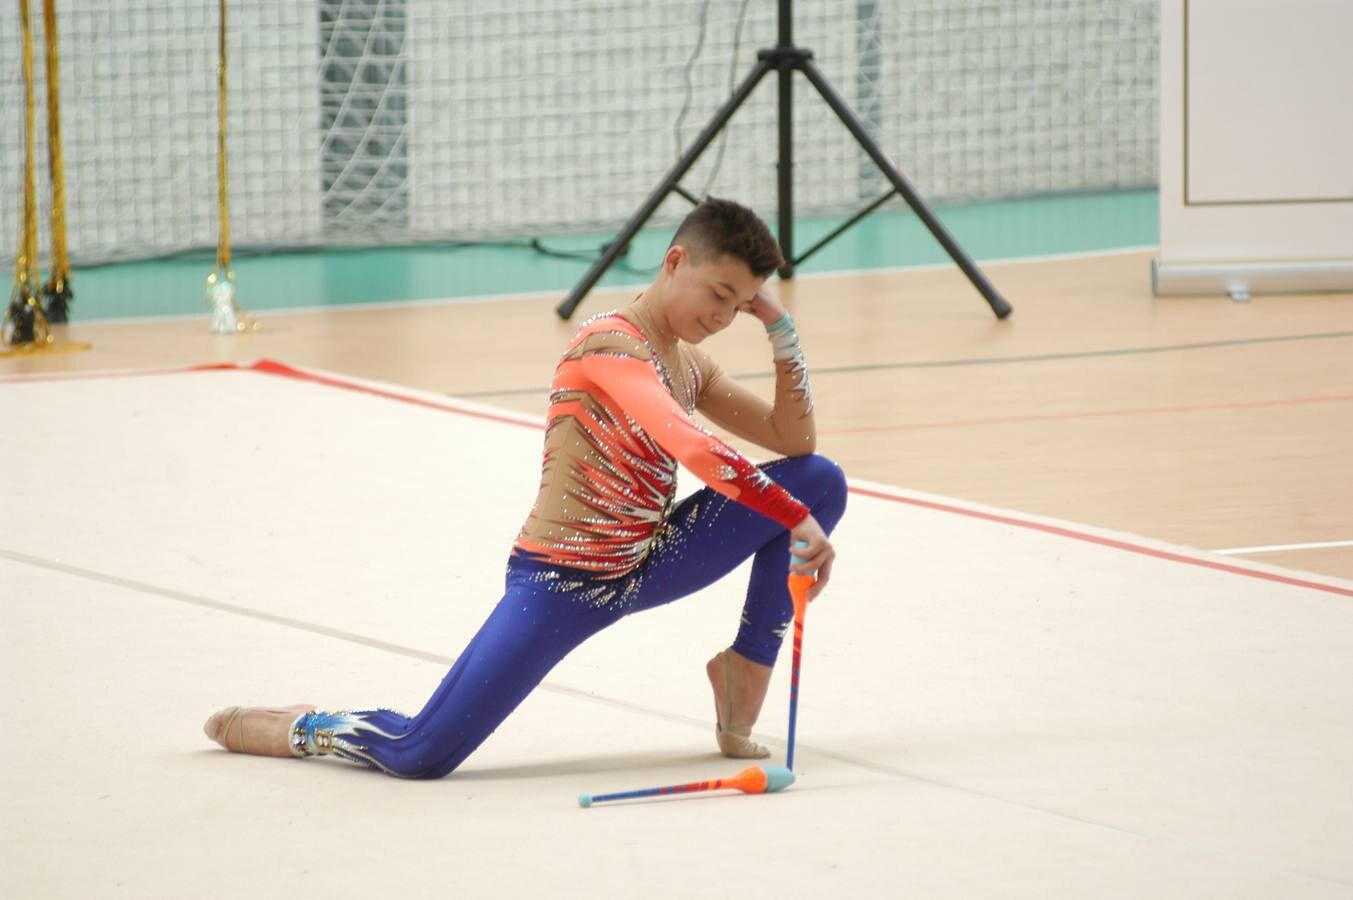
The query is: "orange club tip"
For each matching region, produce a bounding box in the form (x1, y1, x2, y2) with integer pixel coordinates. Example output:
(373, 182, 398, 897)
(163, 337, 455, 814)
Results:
(728, 766, 769, 794)
(788, 572, 814, 618)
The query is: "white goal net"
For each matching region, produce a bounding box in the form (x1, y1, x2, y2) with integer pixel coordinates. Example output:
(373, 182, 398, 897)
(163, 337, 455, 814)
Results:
(1, 0, 1158, 268)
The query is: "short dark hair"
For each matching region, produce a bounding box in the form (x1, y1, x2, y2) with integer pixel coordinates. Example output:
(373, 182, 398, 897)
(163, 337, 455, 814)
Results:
(670, 197, 784, 279)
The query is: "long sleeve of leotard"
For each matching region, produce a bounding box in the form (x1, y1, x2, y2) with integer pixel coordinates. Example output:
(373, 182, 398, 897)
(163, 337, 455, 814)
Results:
(577, 351, 810, 530)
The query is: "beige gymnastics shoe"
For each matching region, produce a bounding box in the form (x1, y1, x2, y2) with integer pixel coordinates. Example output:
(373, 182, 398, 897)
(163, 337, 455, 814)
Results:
(203, 704, 315, 758)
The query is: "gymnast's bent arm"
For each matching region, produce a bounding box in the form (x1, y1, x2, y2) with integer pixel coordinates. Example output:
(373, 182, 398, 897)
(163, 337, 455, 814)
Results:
(691, 312, 815, 457)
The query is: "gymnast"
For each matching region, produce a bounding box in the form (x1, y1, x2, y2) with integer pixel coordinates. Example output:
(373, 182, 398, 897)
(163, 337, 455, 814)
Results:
(203, 197, 847, 778)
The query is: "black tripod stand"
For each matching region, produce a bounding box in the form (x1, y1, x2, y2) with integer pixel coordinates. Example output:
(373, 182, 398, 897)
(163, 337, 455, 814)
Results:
(555, 0, 1012, 321)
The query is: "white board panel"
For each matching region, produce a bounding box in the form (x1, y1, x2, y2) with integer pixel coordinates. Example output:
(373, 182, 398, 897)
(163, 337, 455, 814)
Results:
(1156, 0, 1353, 296)
(1187, 0, 1353, 204)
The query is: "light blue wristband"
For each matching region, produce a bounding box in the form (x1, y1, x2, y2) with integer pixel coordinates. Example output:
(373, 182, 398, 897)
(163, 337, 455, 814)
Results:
(766, 312, 813, 411)
(766, 313, 799, 360)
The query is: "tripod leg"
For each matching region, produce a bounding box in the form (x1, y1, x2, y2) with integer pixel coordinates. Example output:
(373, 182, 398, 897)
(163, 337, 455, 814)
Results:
(797, 59, 1012, 319)
(555, 59, 776, 320)
(777, 57, 795, 278)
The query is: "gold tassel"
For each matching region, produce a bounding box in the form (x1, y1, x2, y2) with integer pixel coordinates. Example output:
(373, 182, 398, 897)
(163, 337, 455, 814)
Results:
(4, 0, 51, 349)
(40, 0, 72, 323)
(206, 0, 256, 334)
(2, 0, 89, 357)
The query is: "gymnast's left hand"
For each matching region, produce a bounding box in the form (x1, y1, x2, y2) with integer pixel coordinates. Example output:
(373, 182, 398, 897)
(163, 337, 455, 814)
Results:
(790, 514, 835, 601)
(739, 284, 788, 327)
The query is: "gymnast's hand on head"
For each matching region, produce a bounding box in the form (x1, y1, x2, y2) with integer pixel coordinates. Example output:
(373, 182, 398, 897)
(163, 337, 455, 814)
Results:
(790, 514, 835, 601)
(738, 284, 788, 326)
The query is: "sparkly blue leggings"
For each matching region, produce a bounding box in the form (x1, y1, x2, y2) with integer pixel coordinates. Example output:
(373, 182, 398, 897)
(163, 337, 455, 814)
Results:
(298, 453, 848, 778)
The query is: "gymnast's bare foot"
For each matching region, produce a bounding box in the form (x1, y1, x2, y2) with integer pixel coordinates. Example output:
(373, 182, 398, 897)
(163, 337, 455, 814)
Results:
(203, 704, 314, 758)
(706, 648, 773, 759)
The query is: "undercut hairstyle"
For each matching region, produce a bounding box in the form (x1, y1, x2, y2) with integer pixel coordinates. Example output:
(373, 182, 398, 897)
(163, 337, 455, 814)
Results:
(670, 197, 785, 279)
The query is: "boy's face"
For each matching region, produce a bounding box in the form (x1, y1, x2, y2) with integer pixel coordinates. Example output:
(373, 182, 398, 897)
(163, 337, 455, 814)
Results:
(662, 246, 764, 344)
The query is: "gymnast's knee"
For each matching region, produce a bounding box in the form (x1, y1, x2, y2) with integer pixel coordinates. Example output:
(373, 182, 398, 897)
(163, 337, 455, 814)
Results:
(786, 453, 848, 520)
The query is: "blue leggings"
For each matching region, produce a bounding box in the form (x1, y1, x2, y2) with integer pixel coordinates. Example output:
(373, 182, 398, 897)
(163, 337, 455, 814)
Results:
(297, 453, 848, 778)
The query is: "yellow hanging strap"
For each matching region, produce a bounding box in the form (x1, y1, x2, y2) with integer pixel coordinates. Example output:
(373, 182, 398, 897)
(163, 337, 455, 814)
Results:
(4, 0, 51, 348)
(215, 0, 231, 275)
(41, 0, 72, 321)
(205, 0, 254, 333)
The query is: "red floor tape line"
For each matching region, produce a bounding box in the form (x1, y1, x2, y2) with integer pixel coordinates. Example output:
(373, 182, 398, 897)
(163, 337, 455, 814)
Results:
(10, 357, 1351, 599)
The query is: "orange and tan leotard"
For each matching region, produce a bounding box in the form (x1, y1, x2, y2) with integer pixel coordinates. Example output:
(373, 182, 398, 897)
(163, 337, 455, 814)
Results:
(513, 310, 811, 579)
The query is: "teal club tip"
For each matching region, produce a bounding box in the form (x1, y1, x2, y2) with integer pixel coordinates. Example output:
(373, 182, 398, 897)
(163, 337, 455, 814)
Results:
(791, 538, 809, 566)
(578, 793, 593, 808)
(762, 765, 796, 793)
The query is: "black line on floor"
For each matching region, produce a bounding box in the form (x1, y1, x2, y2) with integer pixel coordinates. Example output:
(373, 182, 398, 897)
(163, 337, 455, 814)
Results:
(452, 330, 1353, 398)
